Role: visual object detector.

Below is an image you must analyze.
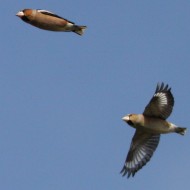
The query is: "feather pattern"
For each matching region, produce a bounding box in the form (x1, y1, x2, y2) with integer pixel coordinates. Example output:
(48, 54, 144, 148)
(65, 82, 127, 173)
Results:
(37, 9, 75, 24)
(121, 130, 160, 178)
(143, 83, 174, 119)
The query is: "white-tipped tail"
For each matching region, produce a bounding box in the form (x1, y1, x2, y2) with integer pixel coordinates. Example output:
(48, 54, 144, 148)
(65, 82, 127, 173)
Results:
(175, 127, 187, 135)
(73, 25, 87, 35)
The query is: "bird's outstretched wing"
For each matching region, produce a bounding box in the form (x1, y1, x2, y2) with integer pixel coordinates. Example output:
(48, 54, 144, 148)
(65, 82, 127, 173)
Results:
(143, 83, 174, 119)
(121, 130, 160, 178)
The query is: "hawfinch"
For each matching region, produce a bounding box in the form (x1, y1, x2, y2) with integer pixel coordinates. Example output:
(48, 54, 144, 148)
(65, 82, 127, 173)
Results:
(16, 9, 87, 35)
(121, 83, 187, 178)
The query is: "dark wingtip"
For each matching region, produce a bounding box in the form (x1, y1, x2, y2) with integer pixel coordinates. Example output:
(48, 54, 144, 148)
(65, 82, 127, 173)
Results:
(156, 82, 171, 92)
(120, 165, 134, 178)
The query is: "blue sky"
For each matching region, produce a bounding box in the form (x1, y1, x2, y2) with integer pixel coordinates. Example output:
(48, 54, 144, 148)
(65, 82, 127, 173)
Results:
(1, 0, 190, 189)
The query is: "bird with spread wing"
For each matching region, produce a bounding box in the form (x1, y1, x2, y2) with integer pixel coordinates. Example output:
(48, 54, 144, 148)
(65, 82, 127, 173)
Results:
(121, 83, 187, 178)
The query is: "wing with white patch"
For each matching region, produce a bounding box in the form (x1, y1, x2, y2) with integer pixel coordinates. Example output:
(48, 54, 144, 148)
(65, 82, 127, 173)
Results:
(120, 130, 160, 178)
(143, 83, 174, 119)
(37, 9, 74, 24)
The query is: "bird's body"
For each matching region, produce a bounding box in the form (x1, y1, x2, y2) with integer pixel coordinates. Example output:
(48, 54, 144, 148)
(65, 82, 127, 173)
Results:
(121, 83, 187, 178)
(16, 9, 87, 35)
(123, 114, 184, 134)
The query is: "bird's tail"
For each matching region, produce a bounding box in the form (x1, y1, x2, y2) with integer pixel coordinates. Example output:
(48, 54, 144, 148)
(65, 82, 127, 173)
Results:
(175, 127, 187, 135)
(73, 25, 87, 35)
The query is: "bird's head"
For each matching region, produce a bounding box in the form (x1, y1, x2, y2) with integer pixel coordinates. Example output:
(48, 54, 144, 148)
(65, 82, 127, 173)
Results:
(122, 114, 143, 128)
(16, 9, 34, 22)
(122, 114, 135, 126)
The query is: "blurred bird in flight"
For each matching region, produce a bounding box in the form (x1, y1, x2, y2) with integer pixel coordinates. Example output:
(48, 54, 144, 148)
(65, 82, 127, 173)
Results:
(16, 9, 87, 35)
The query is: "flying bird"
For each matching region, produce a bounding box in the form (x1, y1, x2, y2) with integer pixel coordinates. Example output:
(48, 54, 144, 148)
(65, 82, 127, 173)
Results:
(121, 83, 187, 178)
(16, 9, 87, 35)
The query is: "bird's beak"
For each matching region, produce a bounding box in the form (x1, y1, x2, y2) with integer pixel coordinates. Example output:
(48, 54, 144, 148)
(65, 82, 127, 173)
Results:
(122, 115, 129, 121)
(16, 11, 24, 17)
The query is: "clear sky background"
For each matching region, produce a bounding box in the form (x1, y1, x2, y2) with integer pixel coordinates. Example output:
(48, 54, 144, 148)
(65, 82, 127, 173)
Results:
(1, 0, 190, 189)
